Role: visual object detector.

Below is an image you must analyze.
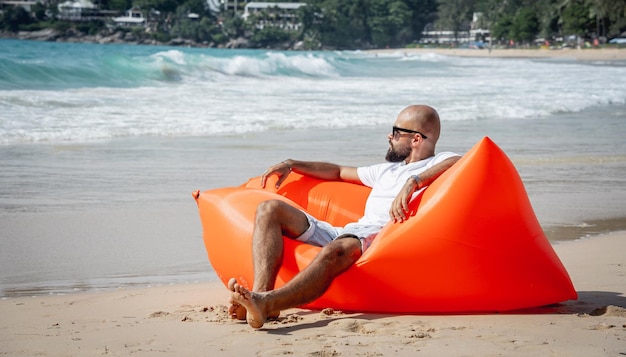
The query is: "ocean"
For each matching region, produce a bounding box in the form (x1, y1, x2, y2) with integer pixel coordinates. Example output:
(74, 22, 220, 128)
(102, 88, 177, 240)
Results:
(1, 39, 625, 297)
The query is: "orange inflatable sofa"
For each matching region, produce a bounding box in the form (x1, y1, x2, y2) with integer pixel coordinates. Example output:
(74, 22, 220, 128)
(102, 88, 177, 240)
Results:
(194, 137, 577, 313)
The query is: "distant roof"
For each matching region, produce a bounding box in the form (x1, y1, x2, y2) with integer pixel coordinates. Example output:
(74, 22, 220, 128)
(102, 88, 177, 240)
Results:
(113, 17, 145, 23)
(0, 1, 39, 5)
(58, 0, 96, 9)
(245, 2, 306, 10)
(113, 8, 145, 23)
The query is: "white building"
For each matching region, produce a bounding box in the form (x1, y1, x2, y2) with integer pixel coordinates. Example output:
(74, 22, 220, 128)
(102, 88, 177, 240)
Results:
(112, 8, 145, 27)
(57, 0, 97, 20)
(242, 2, 305, 30)
(420, 12, 490, 46)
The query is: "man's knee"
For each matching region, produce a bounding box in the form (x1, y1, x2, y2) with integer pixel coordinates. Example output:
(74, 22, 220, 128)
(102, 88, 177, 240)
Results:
(321, 237, 362, 264)
(255, 200, 309, 238)
(255, 199, 284, 220)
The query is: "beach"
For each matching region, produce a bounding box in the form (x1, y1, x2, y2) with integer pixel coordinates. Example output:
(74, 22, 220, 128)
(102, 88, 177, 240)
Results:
(1, 41, 625, 355)
(1, 231, 624, 356)
(371, 47, 626, 61)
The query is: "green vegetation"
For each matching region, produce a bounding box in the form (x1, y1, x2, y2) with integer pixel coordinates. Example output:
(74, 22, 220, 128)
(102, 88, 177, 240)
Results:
(1, 0, 625, 49)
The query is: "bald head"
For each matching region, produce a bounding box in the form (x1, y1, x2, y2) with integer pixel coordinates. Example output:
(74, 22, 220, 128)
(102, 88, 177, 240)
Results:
(396, 105, 441, 143)
(389, 105, 441, 161)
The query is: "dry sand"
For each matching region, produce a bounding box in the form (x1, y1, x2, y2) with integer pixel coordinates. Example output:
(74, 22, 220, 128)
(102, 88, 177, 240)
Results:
(1, 230, 624, 356)
(371, 47, 626, 61)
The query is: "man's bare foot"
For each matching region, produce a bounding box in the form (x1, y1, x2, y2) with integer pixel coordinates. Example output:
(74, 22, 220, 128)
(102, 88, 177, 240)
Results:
(227, 278, 246, 320)
(230, 282, 268, 329)
(227, 278, 279, 322)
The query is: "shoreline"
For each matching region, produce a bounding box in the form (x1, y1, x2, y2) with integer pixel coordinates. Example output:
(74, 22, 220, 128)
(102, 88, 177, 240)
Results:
(2, 35, 625, 61)
(1, 231, 624, 356)
(543, 216, 626, 242)
(0, 207, 623, 298)
(369, 47, 626, 61)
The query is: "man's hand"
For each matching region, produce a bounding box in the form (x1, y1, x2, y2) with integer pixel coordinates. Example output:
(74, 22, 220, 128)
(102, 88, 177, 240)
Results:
(389, 176, 420, 223)
(389, 156, 461, 222)
(261, 160, 292, 189)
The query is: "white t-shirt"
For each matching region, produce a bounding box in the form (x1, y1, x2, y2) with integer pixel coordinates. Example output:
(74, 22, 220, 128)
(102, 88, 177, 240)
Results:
(354, 151, 460, 227)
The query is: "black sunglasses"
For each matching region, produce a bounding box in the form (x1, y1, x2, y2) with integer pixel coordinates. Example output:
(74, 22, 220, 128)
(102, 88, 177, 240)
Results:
(392, 126, 428, 139)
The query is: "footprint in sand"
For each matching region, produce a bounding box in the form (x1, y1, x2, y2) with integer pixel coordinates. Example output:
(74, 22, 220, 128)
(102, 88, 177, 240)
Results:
(589, 305, 626, 317)
(148, 311, 170, 318)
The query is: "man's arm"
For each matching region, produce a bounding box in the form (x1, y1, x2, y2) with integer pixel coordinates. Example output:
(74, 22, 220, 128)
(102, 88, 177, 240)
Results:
(389, 156, 461, 223)
(261, 159, 360, 189)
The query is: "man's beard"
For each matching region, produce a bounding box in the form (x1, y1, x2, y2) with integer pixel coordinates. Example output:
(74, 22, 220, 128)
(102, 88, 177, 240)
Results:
(385, 143, 410, 162)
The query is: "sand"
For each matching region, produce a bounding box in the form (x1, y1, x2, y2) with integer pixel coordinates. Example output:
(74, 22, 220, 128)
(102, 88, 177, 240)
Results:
(1, 230, 624, 356)
(371, 47, 626, 61)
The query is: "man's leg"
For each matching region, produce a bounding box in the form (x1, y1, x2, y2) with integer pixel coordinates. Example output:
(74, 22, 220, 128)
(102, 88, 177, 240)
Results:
(251, 199, 311, 292)
(229, 199, 310, 319)
(231, 236, 362, 328)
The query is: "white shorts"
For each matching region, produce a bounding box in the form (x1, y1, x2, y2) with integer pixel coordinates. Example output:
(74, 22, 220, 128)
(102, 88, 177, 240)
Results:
(295, 211, 381, 252)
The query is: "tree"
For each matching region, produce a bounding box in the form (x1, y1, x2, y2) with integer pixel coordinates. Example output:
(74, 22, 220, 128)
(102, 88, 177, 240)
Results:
(175, 0, 211, 15)
(533, 0, 560, 39)
(168, 0, 221, 43)
(405, 0, 438, 43)
(314, 0, 371, 49)
(6, 0, 624, 50)
(296, 2, 316, 38)
(436, 0, 475, 45)
(222, 15, 247, 39)
(108, 0, 132, 12)
(511, 7, 540, 43)
(31, 2, 47, 22)
(250, 26, 292, 48)
(590, 0, 626, 38)
(368, 0, 412, 47)
(1, 6, 33, 32)
(491, 13, 514, 41)
(134, 0, 181, 14)
(560, 0, 593, 36)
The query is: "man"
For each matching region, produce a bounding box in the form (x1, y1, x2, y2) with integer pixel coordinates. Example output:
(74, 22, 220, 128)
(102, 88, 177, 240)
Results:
(229, 104, 461, 328)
